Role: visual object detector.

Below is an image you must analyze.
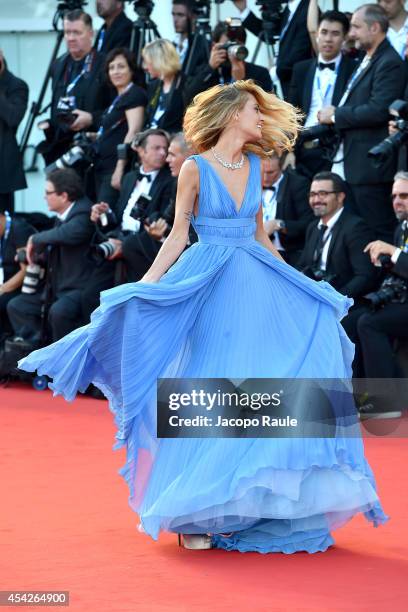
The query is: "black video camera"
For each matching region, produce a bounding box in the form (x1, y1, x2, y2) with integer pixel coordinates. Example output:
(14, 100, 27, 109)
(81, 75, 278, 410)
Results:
(255, 0, 288, 43)
(368, 100, 408, 167)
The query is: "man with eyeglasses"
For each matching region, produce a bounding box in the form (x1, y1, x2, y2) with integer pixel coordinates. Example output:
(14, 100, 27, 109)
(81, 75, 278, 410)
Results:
(6, 169, 94, 346)
(356, 171, 408, 398)
(297, 171, 377, 361)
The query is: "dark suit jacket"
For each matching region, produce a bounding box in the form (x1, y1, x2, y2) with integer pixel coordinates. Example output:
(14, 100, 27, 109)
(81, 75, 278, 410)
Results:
(393, 224, 408, 280)
(119, 166, 174, 266)
(0, 69, 28, 193)
(272, 169, 314, 256)
(297, 210, 378, 299)
(289, 55, 358, 116)
(243, 0, 313, 96)
(144, 73, 186, 133)
(94, 11, 133, 53)
(184, 61, 273, 104)
(30, 196, 94, 296)
(334, 39, 406, 184)
(50, 50, 110, 128)
(181, 34, 210, 77)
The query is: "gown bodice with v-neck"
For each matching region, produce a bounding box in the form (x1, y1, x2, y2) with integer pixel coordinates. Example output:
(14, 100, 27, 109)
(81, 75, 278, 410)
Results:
(19, 152, 388, 553)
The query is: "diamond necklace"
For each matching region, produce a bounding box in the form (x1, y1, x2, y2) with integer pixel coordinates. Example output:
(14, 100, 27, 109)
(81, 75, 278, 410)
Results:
(211, 147, 245, 170)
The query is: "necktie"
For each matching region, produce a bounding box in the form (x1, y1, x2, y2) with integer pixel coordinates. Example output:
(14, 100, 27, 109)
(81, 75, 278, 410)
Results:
(137, 172, 152, 183)
(313, 225, 328, 264)
(318, 62, 336, 71)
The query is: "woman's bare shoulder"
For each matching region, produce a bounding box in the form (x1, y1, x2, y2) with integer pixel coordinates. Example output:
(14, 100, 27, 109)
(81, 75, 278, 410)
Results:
(179, 158, 200, 184)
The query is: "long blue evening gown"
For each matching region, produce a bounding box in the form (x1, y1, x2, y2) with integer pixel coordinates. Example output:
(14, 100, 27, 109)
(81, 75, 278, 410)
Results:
(19, 153, 388, 553)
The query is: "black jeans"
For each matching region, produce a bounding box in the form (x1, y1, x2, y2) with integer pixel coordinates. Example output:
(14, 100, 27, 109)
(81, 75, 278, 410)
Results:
(357, 302, 408, 378)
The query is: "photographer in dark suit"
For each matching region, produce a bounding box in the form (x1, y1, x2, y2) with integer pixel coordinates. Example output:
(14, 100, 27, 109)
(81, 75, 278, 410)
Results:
(318, 4, 406, 241)
(7, 169, 94, 344)
(38, 10, 111, 165)
(298, 171, 378, 352)
(94, 0, 132, 53)
(357, 171, 408, 383)
(289, 11, 358, 179)
(81, 128, 172, 320)
(261, 154, 313, 266)
(184, 20, 273, 103)
(232, 0, 313, 98)
(0, 50, 28, 213)
(171, 0, 210, 76)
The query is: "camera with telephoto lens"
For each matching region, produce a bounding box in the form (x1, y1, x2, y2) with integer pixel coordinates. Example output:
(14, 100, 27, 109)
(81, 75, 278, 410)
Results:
(368, 100, 408, 167)
(255, 0, 288, 42)
(45, 132, 96, 173)
(219, 17, 248, 61)
(364, 255, 408, 309)
(16, 249, 46, 295)
(297, 124, 338, 149)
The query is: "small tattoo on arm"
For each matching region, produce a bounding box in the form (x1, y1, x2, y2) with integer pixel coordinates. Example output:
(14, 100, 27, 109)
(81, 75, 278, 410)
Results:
(183, 211, 193, 221)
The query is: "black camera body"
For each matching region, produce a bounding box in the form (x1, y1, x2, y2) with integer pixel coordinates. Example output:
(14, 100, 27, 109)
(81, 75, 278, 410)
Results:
(301, 265, 337, 284)
(56, 95, 77, 126)
(297, 124, 339, 161)
(368, 100, 408, 167)
(364, 255, 408, 309)
(255, 0, 288, 42)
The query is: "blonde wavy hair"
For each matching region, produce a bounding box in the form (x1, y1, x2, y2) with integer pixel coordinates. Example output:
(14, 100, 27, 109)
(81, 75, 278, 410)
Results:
(142, 39, 181, 79)
(183, 80, 302, 157)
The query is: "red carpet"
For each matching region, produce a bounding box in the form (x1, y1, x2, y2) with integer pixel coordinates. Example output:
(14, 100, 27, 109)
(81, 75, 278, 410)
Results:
(1, 383, 407, 611)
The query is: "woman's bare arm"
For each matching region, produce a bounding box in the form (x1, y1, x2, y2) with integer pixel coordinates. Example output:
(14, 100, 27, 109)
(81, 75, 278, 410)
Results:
(255, 203, 286, 262)
(140, 160, 199, 283)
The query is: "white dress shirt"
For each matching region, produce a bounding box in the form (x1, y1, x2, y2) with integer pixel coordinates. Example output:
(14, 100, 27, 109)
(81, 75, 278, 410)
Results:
(57, 202, 75, 222)
(262, 173, 285, 251)
(305, 53, 342, 127)
(387, 17, 408, 58)
(121, 168, 159, 232)
(317, 207, 344, 270)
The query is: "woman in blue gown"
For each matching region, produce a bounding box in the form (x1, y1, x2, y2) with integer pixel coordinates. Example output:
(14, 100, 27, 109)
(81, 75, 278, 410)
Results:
(19, 80, 388, 553)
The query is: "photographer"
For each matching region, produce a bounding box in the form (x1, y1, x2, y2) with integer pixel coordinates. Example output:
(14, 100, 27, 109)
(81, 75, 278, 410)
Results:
(232, 0, 313, 99)
(318, 4, 406, 241)
(81, 128, 172, 320)
(261, 153, 313, 266)
(184, 19, 272, 103)
(289, 11, 358, 180)
(0, 50, 28, 213)
(297, 171, 378, 350)
(378, 0, 408, 57)
(92, 48, 147, 207)
(142, 39, 186, 133)
(172, 0, 210, 75)
(0, 208, 34, 341)
(356, 171, 408, 381)
(7, 169, 94, 345)
(94, 0, 133, 53)
(38, 10, 111, 165)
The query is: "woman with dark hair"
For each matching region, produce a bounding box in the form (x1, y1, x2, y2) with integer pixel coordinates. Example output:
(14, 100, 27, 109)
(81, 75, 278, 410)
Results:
(93, 47, 147, 206)
(142, 39, 186, 133)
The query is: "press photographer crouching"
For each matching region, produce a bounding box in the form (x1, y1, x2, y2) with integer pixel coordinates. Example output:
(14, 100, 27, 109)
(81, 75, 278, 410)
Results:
(184, 18, 273, 103)
(6, 169, 95, 346)
(356, 171, 408, 389)
(81, 128, 173, 321)
(0, 208, 34, 342)
(297, 171, 378, 360)
(38, 10, 111, 166)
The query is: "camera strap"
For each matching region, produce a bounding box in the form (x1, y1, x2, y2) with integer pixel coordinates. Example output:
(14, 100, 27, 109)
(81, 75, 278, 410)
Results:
(65, 51, 95, 95)
(400, 221, 408, 252)
(0, 211, 12, 285)
(97, 83, 134, 139)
